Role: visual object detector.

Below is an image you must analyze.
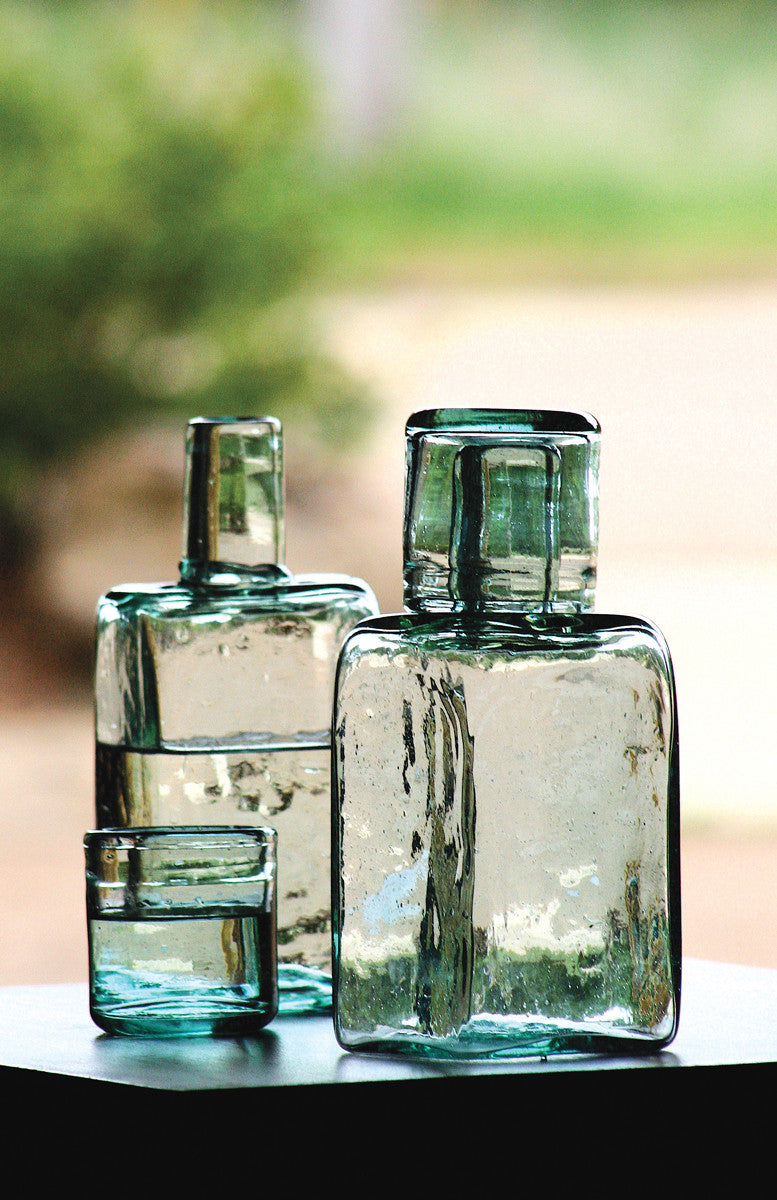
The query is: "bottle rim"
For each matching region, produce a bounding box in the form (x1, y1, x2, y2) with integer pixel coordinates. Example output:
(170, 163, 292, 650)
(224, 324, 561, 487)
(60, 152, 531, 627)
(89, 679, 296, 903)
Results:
(406, 408, 601, 439)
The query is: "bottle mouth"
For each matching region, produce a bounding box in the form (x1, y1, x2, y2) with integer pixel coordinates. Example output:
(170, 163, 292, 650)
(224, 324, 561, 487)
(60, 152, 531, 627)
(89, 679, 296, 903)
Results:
(406, 408, 601, 439)
(403, 408, 600, 613)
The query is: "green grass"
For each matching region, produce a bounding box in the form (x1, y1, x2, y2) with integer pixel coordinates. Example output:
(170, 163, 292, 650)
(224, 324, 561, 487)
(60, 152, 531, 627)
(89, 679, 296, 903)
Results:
(316, 1, 777, 284)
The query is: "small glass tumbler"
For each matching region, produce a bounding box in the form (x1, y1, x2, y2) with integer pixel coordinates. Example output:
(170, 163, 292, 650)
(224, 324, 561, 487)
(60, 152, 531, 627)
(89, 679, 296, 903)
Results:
(85, 826, 278, 1037)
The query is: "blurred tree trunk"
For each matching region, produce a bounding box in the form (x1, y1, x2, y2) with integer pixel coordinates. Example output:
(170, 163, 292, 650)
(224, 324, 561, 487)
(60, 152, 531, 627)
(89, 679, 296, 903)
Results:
(302, 0, 415, 155)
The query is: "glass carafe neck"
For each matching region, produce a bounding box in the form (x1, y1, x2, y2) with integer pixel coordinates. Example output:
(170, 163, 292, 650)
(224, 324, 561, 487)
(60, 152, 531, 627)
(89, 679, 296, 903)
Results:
(179, 416, 287, 585)
(403, 408, 600, 614)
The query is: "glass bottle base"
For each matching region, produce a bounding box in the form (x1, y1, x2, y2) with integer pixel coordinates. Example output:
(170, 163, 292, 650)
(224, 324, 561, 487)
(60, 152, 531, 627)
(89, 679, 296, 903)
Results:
(335, 1015, 671, 1061)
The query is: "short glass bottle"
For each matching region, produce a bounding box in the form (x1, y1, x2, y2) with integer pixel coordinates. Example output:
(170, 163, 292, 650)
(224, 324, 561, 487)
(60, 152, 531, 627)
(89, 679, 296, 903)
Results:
(332, 408, 681, 1058)
(95, 416, 379, 1013)
(85, 826, 278, 1037)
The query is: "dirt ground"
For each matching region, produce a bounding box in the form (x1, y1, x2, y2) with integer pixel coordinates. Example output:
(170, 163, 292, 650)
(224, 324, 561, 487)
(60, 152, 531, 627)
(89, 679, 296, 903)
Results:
(2, 280, 777, 985)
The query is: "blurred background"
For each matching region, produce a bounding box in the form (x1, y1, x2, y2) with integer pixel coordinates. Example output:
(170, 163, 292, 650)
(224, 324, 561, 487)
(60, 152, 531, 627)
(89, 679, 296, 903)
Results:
(1, 0, 776, 986)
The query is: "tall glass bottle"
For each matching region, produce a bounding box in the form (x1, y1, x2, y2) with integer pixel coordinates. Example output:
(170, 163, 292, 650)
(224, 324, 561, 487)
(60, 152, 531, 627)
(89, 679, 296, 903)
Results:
(332, 408, 680, 1057)
(95, 416, 379, 1013)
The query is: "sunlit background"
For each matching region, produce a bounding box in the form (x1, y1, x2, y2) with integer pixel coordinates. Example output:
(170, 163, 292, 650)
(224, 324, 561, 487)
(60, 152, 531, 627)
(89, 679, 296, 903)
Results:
(2, 0, 776, 984)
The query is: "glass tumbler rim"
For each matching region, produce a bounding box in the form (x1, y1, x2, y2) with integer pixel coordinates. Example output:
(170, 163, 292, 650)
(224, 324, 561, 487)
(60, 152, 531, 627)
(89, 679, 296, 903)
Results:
(84, 825, 277, 848)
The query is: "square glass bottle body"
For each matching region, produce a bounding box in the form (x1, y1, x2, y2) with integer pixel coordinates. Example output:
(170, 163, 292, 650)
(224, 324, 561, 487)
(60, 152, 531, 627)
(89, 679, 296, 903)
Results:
(96, 572, 378, 1011)
(333, 610, 680, 1058)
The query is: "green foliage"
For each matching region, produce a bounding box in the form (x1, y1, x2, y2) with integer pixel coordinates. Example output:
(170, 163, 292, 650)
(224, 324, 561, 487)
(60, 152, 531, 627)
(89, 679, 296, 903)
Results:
(0, 1, 363, 566)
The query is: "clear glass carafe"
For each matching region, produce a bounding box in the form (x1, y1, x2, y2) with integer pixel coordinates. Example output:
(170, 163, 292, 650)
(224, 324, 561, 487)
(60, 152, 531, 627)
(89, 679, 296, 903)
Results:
(95, 416, 379, 1013)
(332, 409, 680, 1058)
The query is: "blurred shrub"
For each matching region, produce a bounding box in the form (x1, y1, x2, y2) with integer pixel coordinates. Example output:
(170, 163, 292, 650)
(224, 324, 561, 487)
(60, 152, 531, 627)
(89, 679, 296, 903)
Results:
(0, 1, 365, 576)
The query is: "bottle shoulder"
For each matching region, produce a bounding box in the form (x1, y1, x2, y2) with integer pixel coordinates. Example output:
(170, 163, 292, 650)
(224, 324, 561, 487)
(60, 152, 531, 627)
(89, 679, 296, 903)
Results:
(346, 608, 667, 637)
(341, 609, 674, 666)
(97, 574, 379, 622)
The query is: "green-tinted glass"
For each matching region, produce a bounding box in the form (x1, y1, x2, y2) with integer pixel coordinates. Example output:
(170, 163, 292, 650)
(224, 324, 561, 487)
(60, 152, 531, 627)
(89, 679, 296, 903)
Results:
(404, 408, 600, 612)
(85, 826, 278, 1037)
(180, 416, 284, 581)
(94, 413, 381, 1014)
